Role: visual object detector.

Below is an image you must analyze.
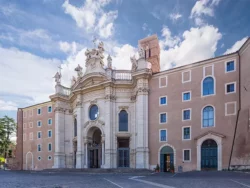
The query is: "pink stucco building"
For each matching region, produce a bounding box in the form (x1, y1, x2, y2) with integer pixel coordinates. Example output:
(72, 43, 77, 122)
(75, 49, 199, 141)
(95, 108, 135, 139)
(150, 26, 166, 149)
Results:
(15, 35, 250, 172)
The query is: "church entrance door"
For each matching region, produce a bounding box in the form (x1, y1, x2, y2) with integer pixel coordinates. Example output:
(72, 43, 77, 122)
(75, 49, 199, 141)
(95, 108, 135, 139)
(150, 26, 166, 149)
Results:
(117, 138, 130, 168)
(87, 127, 102, 168)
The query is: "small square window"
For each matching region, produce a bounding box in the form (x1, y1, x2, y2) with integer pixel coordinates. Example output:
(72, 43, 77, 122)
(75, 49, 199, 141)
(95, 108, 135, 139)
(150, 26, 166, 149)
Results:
(48, 130, 52, 138)
(37, 108, 41, 115)
(37, 144, 41, 152)
(48, 156, 52, 160)
(183, 150, 191, 161)
(226, 83, 235, 93)
(48, 106, 52, 113)
(160, 96, 167, 105)
(160, 130, 167, 142)
(183, 127, 191, 140)
(226, 61, 235, 72)
(29, 132, 33, 140)
(37, 132, 42, 139)
(38, 156, 41, 161)
(37, 121, 42, 127)
(183, 92, 191, 101)
(183, 109, 191, 120)
(48, 119, 52, 125)
(160, 113, 167, 123)
(29, 122, 33, 128)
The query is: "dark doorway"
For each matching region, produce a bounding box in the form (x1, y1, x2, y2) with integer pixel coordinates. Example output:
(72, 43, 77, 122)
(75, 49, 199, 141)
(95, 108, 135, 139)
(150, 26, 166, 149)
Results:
(88, 128, 102, 168)
(160, 146, 174, 172)
(117, 138, 130, 167)
(201, 139, 218, 170)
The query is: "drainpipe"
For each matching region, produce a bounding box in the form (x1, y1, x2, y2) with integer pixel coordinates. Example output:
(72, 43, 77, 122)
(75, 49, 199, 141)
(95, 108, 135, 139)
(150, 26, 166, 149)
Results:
(228, 52, 241, 170)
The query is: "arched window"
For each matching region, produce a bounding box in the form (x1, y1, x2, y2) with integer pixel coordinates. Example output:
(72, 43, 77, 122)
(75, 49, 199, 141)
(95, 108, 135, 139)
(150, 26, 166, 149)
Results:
(203, 106, 214, 127)
(119, 110, 128, 132)
(203, 77, 214, 96)
(89, 105, 99, 120)
(74, 118, 77, 137)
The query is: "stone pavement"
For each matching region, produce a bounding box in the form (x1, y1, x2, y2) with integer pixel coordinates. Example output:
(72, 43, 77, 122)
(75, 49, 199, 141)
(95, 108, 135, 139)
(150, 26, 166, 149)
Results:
(1, 170, 250, 188)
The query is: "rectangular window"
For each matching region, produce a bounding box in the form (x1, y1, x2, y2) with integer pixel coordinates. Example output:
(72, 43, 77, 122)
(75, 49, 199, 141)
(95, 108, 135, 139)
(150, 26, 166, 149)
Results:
(160, 130, 167, 142)
(160, 113, 167, 123)
(183, 109, 191, 120)
(29, 110, 33, 117)
(29, 122, 33, 128)
(23, 123, 27, 129)
(159, 76, 167, 88)
(226, 83, 235, 94)
(23, 111, 27, 118)
(160, 96, 167, 105)
(37, 131, 42, 139)
(48, 118, 52, 125)
(183, 127, 191, 140)
(226, 61, 235, 72)
(29, 132, 33, 140)
(183, 92, 191, 101)
(48, 130, 52, 138)
(183, 149, 191, 161)
(48, 106, 52, 113)
(23, 133, 26, 141)
(37, 121, 42, 127)
(37, 108, 41, 115)
(48, 143, 52, 151)
(37, 144, 41, 152)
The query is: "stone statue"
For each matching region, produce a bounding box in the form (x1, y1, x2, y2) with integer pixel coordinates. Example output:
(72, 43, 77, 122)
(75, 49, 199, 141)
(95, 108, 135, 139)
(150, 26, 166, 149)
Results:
(107, 55, 112, 69)
(138, 45, 145, 59)
(130, 55, 137, 71)
(75, 64, 83, 78)
(53, 72, 61, 85)
(71, 76, 77, 86)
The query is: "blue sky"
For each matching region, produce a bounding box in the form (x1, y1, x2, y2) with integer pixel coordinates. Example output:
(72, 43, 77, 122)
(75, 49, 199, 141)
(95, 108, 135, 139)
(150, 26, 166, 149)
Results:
(0, 0, 249, 120)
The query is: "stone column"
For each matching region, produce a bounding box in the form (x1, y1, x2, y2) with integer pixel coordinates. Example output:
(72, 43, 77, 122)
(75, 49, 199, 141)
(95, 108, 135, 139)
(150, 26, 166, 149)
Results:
(53, 103, 66, 168)
(135, 79, 149, 169)
(84, 142, 88, 168)
(104, 86, 115, 168)
(76, 95, 84, 168)
(101, 136, 105, 167)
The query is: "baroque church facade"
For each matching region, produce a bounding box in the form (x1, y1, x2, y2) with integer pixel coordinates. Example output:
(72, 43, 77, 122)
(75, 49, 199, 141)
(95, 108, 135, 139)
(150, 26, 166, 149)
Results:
(16, 35, 250, 172)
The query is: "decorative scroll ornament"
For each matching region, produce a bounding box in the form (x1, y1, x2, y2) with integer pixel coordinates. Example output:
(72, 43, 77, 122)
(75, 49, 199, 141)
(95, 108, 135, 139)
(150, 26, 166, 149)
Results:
(54, 107, 65, 112)
(75, 64, 83, 78)
(130, 95, 136, 101)
(53, 72, 61, 85)
(83, 119, 105, 128)
(119, 106, 129, 110)
(107, 55, 112, 69)
(105, 94, 116, 101)
(90, 99, 97, 105)
(130, 55, 138, 72)
(76, 101, 82, 107)
(137, 87, 149, 94)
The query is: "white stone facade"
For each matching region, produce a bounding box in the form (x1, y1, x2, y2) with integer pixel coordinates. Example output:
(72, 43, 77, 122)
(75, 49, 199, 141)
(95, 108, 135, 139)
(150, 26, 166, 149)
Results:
(50, 42, 152, 169)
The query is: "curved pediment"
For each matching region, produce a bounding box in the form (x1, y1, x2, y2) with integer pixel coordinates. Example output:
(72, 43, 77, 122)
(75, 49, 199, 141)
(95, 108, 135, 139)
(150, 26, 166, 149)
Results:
(72, 72, 109, 91)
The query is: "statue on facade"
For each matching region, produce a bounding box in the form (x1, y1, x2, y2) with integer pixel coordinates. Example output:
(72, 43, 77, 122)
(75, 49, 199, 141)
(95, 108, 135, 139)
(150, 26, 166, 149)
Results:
(107, 55, 112, 69)
(130, 55, 138, 71)
(75, 64, 83, 78)
(71, 76, 77, 86)
(138, 45, 145, 59)
(53, 72, 61, 85)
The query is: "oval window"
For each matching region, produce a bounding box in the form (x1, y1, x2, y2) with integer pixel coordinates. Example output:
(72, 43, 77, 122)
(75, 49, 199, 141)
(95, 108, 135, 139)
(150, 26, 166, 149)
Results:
(89, 105, 99, 120)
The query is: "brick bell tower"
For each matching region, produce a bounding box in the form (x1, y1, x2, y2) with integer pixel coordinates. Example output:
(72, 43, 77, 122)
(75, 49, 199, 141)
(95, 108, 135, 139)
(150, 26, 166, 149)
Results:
(138, 34, 160, 73)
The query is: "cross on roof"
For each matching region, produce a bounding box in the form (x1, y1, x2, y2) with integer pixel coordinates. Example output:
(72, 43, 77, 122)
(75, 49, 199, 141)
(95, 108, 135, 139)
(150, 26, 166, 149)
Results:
(58, 65, 62, 74)
(92, 36, 97, 48)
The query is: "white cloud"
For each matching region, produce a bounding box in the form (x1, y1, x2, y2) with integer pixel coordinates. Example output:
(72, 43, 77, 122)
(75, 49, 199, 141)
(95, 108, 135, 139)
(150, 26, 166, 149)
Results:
(160, 26, 180, 48)
(142, 23, 148, 31)
(0, 100, 18, 111)
(59, 41, 81, 55)
(190, 0, 221, 26)
(160, 25, 222, 70)
(0, 47, 61, 104)
(62, 0, 118, 39)
(169, 13, 182, 22)
(0, 25, 60, 54)
(224, 37, 248, 54)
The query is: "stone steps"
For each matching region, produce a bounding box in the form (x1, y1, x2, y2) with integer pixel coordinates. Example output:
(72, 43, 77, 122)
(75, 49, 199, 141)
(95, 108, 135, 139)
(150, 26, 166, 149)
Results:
(41, 168, 153, 174)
